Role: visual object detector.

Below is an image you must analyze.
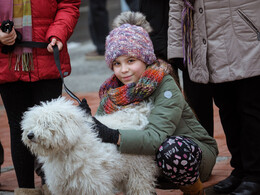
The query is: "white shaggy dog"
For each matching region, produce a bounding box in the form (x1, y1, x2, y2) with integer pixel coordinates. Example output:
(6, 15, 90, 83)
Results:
(21, 97, 160, 195)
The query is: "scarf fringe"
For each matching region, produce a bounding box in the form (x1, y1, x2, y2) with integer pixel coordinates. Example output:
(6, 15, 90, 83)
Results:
(182, 0, 195, 66)
(13, 53, 34, 72)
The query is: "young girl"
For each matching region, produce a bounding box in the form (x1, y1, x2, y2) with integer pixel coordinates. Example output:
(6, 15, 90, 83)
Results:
(81, 12, 218, 195)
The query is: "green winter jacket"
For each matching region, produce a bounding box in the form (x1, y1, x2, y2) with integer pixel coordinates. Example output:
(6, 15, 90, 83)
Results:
(96, 74, 218, 181)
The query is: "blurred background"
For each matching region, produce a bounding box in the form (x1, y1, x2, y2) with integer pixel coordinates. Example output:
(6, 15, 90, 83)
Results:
(65, 0, 122, 93)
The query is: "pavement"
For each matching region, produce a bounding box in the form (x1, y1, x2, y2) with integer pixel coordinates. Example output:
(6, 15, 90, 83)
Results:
(0, 1, 233, 194)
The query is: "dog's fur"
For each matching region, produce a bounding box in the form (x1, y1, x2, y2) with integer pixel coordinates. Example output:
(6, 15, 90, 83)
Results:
(21, 97, 159, 195)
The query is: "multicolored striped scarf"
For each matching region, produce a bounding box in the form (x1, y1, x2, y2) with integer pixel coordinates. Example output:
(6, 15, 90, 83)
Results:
(182, 0, 195, 66)
(0, 0, 33, 71)
(99, 59, 172, 114)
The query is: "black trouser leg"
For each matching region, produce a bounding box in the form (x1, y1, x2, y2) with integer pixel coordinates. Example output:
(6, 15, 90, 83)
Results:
(213, 76, 260, 181)
(237, 76, 260, 182)
(213, 80, 244, 179)
(183, 69, 214, 136)
(88, 0, 109, 54)
(0, 79, 62, 188)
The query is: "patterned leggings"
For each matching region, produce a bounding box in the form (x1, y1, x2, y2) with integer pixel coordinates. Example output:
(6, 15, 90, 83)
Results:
(156, 136, 202, 186)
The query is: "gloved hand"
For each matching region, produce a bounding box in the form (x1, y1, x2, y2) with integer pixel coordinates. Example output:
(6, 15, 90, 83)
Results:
(78, 98, 92, 116)
(169, 58, 185, 71)
(93, 117, 120, 145)
(78, 98, 120, 144)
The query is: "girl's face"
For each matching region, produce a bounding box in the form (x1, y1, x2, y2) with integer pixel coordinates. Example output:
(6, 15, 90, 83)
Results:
(112, 55, 146, 85)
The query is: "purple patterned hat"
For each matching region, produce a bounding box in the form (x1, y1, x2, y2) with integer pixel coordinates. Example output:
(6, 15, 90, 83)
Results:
(105, 23, 157, 69)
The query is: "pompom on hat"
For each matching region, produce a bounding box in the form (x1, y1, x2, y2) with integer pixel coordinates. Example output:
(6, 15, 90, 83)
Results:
(105, 12, 157, 69)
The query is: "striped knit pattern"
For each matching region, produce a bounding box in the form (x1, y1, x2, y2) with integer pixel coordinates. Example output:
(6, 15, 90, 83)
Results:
(105, 23, 156, 69)
(182, 0, 195, 66)
(13, 0, 33, 71)
(99, 59, 171, 114)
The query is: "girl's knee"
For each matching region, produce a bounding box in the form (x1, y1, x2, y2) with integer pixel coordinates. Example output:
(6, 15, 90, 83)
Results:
(156, 136, 202, 186)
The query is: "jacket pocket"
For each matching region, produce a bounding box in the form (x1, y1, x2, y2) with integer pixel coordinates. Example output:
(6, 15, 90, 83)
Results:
(237, 9, 260, 41)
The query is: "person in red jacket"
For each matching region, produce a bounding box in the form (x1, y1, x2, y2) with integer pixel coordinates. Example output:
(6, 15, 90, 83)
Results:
(0, 0, 80, 194)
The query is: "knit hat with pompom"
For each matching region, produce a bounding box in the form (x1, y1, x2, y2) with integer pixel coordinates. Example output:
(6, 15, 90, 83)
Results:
(105, 11, 156, 69)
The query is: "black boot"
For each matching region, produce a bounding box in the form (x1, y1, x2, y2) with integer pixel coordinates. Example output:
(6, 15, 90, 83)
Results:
(213, 175, 242, 193)
(156, 175, 178, 190)
(230, 181, 260, 195)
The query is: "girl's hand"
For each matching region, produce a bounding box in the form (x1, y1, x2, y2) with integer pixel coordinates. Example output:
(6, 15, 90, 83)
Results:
(79, 98, 92, 116)
(92, 117, 120, 145)
(0, 28, 17, 45)
(78, 99, 120, 145)
(47, 37, 63, 53)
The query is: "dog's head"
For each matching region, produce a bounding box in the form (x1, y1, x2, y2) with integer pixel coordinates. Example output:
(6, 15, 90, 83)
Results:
(21, 97, 93, 156)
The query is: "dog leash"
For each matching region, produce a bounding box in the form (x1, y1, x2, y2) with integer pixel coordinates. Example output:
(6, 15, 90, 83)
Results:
(17, 41, 82, 104)
(52, 45, 82, 104)
(1, 20, 82, 103)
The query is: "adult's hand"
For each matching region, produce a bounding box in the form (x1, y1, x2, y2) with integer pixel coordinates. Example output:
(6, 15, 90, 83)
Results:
(0, 28, 17, 45)
(47, 37, 63, 53)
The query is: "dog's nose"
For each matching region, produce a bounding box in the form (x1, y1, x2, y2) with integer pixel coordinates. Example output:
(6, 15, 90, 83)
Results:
(27, 132, 35, 140)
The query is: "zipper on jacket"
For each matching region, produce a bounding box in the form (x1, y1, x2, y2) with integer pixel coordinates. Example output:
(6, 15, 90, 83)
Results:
(237, 9, 260, 41)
